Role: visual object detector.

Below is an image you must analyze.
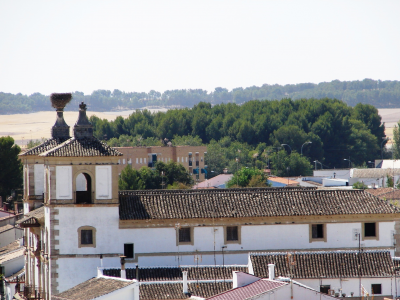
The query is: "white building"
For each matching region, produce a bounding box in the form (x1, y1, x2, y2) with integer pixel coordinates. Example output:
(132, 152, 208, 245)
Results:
(17, 94, 400, 299)
(249, 250, 396, 298)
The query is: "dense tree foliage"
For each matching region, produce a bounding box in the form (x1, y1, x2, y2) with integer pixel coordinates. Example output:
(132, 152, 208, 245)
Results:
(226, 167, 271, 188)
(118, 161, 193, 190)
(1, 79, 400, 114)
(96, 98, 383, 170)
(0, 137, 23, 201)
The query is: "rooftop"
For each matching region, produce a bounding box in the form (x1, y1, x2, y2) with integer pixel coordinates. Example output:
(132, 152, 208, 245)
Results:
(140, 281, 232, 300)
(250, 250, 394, 279)
(53, 276, 136, 300)
(39, 137, 122, 157)
(20, 137, 69, 156)
(206, 279, 286, 300)
(352, 168, 400, 178)
(119, 189, 399, 221)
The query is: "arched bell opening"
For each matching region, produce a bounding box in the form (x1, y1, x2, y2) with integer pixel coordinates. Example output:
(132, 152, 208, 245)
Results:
(76, 173, 92, 204)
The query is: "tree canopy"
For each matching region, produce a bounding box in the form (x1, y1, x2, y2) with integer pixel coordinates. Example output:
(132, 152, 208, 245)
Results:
(0, 137, 22, 201)
(118, 161, 193, 190)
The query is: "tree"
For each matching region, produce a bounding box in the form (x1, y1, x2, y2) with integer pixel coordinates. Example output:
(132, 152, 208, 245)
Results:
(118, 165, 144, 190)
(0, 137, 23, 201)
(269, 150, 313, 177)
(352, 181, 368, 190)
(393, 122, 400, 159)
(156, 161, 193, 187)
(226, 167, 270, 188)
(386, 175, 394, 188)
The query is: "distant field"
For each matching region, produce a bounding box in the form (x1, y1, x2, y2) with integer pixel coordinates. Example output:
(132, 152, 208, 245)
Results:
(1, 108, 399, 147)
(0, 111, 122, 147)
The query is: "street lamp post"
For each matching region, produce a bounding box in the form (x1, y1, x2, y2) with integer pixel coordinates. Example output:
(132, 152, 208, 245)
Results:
(381, 137, 390, 160)
(281, 144, 292, 155)
(344, 158, 351, 168)
(301, 141, 312, 156)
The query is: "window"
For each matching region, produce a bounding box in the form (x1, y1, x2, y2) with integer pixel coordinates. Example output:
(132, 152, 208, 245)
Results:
(309, 224, 327, 242)
(179, 228, 191, 242)
(312, 224, 324, 239)
(124, 243, 134, 259)
(320, 285, 330, 294)
(363, 222, 379, 240)
(371, 284, 382, 294)
(81, 230, 93, 244)
(177, 227, 193, 245)
(78, 226, 96, 248)
(123, 159, 126, 164)
(140, 158, 142, 164)
(224, 226, 241, 244)
(365, 223, 376, 237)
(136, 158, 138, 164)
(227, 226, 238, 241)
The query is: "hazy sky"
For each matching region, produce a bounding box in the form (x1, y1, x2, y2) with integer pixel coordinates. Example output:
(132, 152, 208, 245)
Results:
(1, 0, 399, 96)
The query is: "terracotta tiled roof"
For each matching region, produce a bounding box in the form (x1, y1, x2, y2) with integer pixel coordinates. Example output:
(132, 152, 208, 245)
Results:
(250, 250, 394, 279)
(119, 189, 399, 221)
(53, 277, 135, 300)
(39, 137, 122, 157)
(20, 138, 69, 156)
(140, 282, 232, 299)
(207, 279, 286, 300)
(16, 206, 44, 225)
(352, 168, 400, 178)
(366, 188, 394, 197)
(103, 266, 248, 281)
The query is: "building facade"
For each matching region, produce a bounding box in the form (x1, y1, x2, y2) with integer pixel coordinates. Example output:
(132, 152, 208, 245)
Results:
(115, 145, 208, 182)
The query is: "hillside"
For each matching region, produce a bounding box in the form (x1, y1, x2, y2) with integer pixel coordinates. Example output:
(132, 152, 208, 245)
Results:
(1, 79, 400, 114)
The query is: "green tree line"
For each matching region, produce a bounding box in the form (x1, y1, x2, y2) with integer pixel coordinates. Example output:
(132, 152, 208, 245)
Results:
(92, 98, 384, 171)
(1, 79, 400, 114)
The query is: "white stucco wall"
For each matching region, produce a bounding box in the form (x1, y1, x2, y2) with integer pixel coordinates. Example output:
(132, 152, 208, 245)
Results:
(297, 278, 394, 297)
(0, 228, 23, 248)
(96, 166, 112, 199)
(34, 164, 44, 195)
(56, 166, 72, 199)
(54, 206, 396, 271)
(3, 255, 24, 277)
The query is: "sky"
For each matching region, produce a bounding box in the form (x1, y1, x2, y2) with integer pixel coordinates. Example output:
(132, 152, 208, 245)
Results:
(1, 0, 399, 96)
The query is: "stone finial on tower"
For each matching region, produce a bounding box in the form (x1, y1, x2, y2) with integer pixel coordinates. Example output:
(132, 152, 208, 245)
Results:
(74, 102, 93, 139)
(50, 93, 72, 139)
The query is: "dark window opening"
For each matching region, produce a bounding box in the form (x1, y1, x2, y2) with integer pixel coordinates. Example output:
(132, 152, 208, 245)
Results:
(371, 284, 382, 294)
(179, 228, 191, 243)
(227, 226, 239, 241)
(312, 224, 324, 239)
(76, 173, 92, 204)
(320, 285, 330, 294)
(188, 153, 192, 167)
(81, 230, 93, 245)
(124, 243, 134, 259)
(365, 223, 376, 237)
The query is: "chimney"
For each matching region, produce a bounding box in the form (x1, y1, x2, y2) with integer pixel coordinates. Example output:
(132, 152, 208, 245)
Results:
(120, 256, 126, 279)
(50, 93, 72, 140)
(97, 267, 104, 277)
(73, 102, 93, 139)
(182, 271, 188, 294)
(268, 264, 275, 280)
